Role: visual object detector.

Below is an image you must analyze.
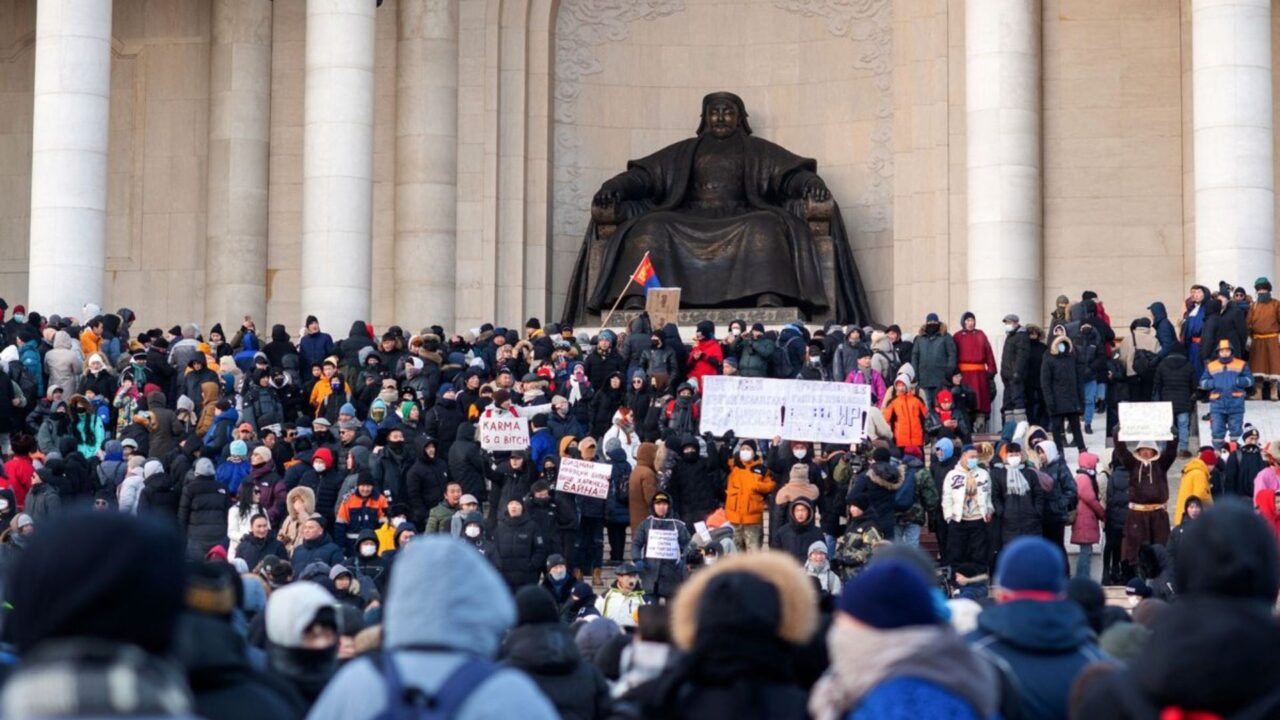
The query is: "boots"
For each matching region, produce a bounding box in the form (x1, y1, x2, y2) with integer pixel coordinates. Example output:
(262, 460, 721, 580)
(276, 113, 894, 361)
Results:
(592, 568, 603, 587)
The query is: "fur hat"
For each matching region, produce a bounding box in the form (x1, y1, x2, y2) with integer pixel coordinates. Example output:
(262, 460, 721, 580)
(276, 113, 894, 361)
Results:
(671, 551, 816, 651)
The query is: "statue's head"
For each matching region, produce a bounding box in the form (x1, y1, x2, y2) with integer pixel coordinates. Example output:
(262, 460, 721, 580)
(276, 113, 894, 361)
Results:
(697, 91, 753, 138)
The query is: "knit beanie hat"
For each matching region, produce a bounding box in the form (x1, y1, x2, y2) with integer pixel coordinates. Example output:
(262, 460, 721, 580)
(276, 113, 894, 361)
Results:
(230, 440, 248, 457)
(604, 437, 623, 455)
(837, 561, 937, 629)
(995, 536, 1066, 596)
(514, 585, 559, 626)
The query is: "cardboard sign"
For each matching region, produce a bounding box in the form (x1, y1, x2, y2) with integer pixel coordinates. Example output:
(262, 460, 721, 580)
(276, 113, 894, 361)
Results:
(694, 521, 712, 544)
(1118, 402, 1174, 442)
(644, 527, 681, 560)
(701, 376, 871, 443)
(556, 457, 612, 499)
(478, 415, 529, 451)
(645, 288, 681, 330)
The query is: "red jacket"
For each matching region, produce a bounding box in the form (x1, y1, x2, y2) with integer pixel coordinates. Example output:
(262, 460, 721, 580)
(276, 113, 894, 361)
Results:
(687, 339, 724, 391)
(3, 455, 35, 510)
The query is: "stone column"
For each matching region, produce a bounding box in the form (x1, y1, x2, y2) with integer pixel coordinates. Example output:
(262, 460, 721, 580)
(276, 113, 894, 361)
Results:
(27, 0, 113, 318)
(1193, 0, 1274, 284)
(301, 0, 377, 331)
(395, 0, 458, 330)
(205, 0, 273, 329)
(965, 0, 1042, 329)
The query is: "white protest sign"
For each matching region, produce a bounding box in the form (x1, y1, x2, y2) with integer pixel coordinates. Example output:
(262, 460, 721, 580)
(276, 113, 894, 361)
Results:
(701, 375, 871, 443)
(556, 457, 612, 499)
(1118, 402, 1174, 442)
(478, 414, 529, 451)
(644, 527, 680, 560)
(694, 521, 712, 544)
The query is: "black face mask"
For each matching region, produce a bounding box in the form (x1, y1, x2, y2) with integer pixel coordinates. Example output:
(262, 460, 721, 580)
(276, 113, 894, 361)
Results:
(388, 441, 404, 452)
(682, 451, 698, 463)
(651, 340, 660, 348)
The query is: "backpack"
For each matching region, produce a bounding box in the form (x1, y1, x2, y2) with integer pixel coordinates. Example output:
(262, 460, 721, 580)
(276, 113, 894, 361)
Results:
(8, 361, 35, 408)
(373, 651, 497, 720)
(768, 343, 794, 379)
(613, 465, 630, 504)
(1132, 348, 1158, 378)
(893, 467, 916, 512)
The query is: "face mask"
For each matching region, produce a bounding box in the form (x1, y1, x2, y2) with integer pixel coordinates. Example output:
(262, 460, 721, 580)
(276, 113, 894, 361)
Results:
(465, 525, 481, 538)
(13, 314, 25, 324)
(313, 462, 326, 473)
(1006, 455, 1022, 468)
(0, 499, 8, 511)
(550, 569, 567, 582)
(651, 340, 660, 348)
(793, 448, 807, 460)
(1127, 596, 1140, 608)
(1261, 292, 1272, 302)
(388, 441, 404, 451)
(739, 449, 755, 461)
(704, 555, 718, 566)
(1005, 324, 1016, 334)
(359, 544, 377, 557)
(966, 457, 978, 470)
(1057, 343, 1067, 353)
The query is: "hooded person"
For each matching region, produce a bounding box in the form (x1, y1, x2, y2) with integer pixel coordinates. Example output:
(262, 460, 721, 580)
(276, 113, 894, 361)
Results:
(263, 581, 340, 708)
(633, 490, 691, 600)
(809, 561, 1000, 720)
(966, 536, 1106, 720)
(611, 552, 818, 720)
(306, 535, 559, 720)
(1, 512, 198, 719)
(1074, 500, 1280, 718)
(178, 457, 231, 560)
(1112, 433, 1177, 565)
(497, 586, 611, 720)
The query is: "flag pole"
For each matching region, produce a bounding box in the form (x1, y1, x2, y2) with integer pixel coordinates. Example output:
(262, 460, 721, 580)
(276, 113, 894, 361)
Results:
(599, 252, 649, 331)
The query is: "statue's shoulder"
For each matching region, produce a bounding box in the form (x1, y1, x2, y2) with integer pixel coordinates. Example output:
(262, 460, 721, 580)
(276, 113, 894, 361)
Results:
(742, 134, 816, 167)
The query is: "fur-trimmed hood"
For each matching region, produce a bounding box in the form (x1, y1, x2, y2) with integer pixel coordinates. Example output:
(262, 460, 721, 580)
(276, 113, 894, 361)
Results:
(867, 464, 904, 491)
(671, 551, 817, 652)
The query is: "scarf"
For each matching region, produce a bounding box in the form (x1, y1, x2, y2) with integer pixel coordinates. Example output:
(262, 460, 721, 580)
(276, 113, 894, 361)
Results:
(1006, 466, 1031, 496)
(809, 623, 998, 720)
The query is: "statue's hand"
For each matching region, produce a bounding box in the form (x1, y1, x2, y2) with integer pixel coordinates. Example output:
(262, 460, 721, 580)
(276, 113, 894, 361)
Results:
(802, 178, 831, 203)
(593, 188, 622, 208)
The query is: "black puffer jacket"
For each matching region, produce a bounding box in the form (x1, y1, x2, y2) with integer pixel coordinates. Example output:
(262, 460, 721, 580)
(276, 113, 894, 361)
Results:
(666, 437, 725, 526)
(448, 422, 487, 503)
(1199, 297, 1248, 363)
(772, 497, 824, 562)
(1152, 350, 1196, 414)
(500, 621, 611, 720)
(991, 465, 1044, 541)
(404, 438, 450, 527)
(233, 532, 287, 570)
(1103, 465, 1129, 534)
(494, 513, 546, 590)
(1040, 337, 1081, 416)
(179, 472, 230, 558)
(849, 463, 902, 538)
(137, 470, 182, 523)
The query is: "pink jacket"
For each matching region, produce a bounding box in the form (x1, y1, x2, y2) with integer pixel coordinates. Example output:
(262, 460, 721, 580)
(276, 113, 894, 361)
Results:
(1071, 454, 1105, 545)
(845, 367, 887, 405)
(1255, 466, 1280, 498)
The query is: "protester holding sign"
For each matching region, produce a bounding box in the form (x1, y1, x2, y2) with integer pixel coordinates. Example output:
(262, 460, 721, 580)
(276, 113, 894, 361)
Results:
(724, 438, 776, 551)
(1113, 432, 1177, 566)
(633, 492, 690, 601)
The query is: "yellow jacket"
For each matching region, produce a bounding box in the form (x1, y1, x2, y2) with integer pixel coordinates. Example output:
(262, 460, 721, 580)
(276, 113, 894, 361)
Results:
(1175, 458, 1214, 524)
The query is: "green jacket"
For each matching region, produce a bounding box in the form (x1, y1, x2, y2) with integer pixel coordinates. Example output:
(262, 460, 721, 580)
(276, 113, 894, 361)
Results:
(738, 336, 775, 378)
(425, 501, 457, 534)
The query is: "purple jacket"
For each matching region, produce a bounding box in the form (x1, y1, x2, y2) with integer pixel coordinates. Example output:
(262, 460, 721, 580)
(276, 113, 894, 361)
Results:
(845, 367, 887, 405)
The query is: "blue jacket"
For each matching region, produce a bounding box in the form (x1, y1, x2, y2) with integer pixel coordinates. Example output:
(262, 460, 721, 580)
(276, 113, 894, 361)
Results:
(299, 331, 335, 371)
(529, 428, 557, 469)
(306, 536, 558, 720)
(848, 677, 986, 720)
(1199, 353, 1252, 414)
(19, 340, 43, 398)
(289, 533, 344, 570)
(967, 600, 1107, 720)
(214, 457, 251, 496)
(1147, 302, 1179, 360)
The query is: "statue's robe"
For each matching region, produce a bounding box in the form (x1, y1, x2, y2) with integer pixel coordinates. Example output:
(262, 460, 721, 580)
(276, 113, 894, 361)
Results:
(561, 133, 873, 325)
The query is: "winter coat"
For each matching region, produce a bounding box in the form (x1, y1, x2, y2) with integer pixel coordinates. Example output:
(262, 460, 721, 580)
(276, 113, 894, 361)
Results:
(1040, 452, 1079, 524)
(171, 612, 307, 720)
(1199, 298, 1248, 363)
(666, 440, 724, 525)
(628, 443, 661, 533)
(290, 532, 344, 570)
(1041, 337, 1081, 416)
(1071, 468, 1105, 545)
(686, 338, 724, 391)
(910, 324, 957, 389)
(44, 330, 82, 397)
(881, 391, 928, 449)
(1152, 351, 1196, 414)
(584, 348, 625, 392)
(736, 336, 773, 378)
(1200, 351, 1252, 414)
(723, 456, 775, 526)
(146, 390, 185, 460)
(232, 532, 287, 570)
(494, 513, 547, 590)
(1000, 326, 1031, 385)
(772, 498, 824, 562)
(1102, 466, 1129, 534)
(633, 512, 690, 597)
(404, 448, 450, 528)
(641, 344, 678, 384)
(1222, 444, 1266, 500)
(138, 470, 182, 520)
(991, 465, 1044, 541)
(1120, 325, 1160, 378)
(1175, 459, 1213, 524)
(179, 473, 230, 558)
(498, 621, 611, 720)
(849, 464, 903, 538)
(1113, 438, 1176, 507)
(967, 600, 1107, 720)
(448, 422, 488, 503)
(1148, 301, 1179, 359)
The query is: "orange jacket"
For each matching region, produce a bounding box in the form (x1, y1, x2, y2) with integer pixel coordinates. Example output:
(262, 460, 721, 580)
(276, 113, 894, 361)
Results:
(724, 458, 775, 526)
(882, 392, 928, 448)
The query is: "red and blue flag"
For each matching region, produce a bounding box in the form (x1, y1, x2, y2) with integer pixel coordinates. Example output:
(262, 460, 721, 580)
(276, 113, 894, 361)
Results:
(631, 253, 661, 293)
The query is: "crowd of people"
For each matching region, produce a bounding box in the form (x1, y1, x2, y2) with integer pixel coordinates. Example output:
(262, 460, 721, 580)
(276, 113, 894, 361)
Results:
(0, 284, 1274, 719)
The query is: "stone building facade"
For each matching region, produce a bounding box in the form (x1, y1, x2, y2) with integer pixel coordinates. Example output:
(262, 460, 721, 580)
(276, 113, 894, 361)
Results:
(0, 0, 1275, 335)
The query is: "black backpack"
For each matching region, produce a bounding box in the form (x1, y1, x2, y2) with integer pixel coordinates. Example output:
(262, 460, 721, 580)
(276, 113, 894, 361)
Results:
(769, 343, 795, 379)
(373, 651, 496, 720)
(8, 361, 36, 408)
(1132, 348, 1158, 378)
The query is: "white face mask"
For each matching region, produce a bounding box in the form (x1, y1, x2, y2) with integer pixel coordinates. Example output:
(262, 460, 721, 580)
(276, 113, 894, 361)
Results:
(793, 448, 807, 460)
(0, 499, 9, 512)
(1127, 595, 1140, 608)
(1006, 455, 1022, 468)
(312, 462, 326, 473)
(359, 543, 377, 557)
(465, 525, 481, 538)
(704, 555, 718, 566)
(550, 569, 567, 582)
(739, 449, 755, 461)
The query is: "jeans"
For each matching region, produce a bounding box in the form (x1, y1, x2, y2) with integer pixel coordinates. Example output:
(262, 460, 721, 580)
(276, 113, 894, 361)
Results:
(1210, 410, 1244, 448)
(1074, 543, 1094, 579)
(733, 523, 764, 551)
(1174, 412, 1190, 452)
(1082, 380, 1099, 426)
(895, 523, 921, 548)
